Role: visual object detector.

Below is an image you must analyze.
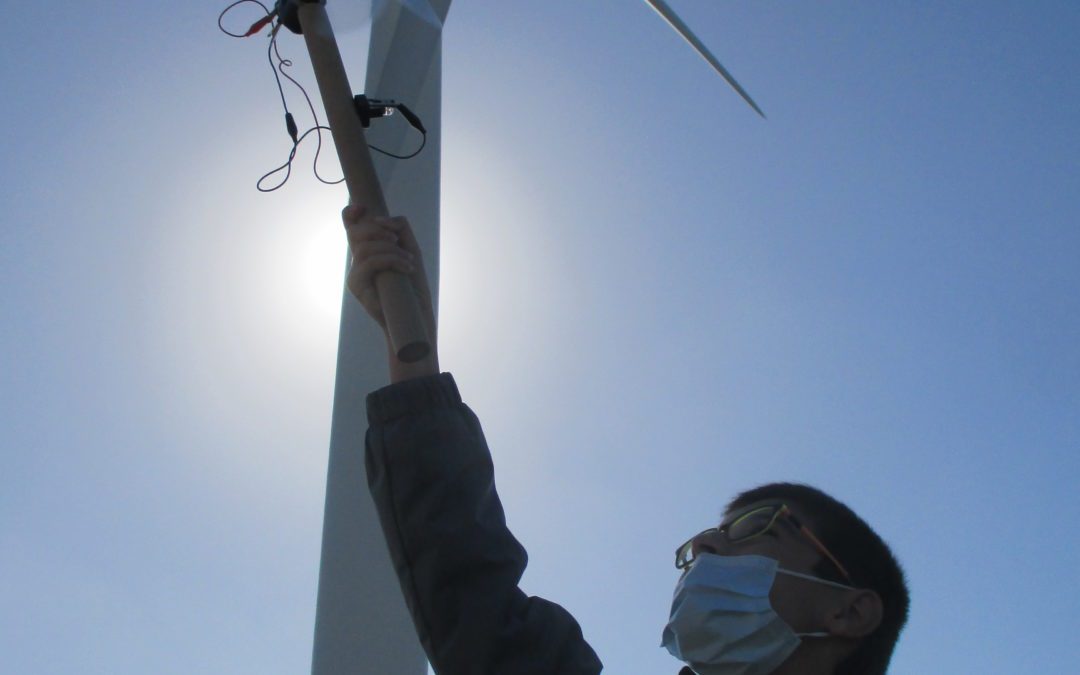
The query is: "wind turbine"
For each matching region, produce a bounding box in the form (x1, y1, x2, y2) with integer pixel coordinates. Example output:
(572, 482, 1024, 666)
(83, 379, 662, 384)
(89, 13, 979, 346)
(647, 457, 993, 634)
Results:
(228, 1, 761, 672)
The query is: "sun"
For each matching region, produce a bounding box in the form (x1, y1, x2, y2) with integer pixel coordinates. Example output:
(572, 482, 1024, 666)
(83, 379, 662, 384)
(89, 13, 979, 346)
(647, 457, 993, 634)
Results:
(296, 215, 349, 321)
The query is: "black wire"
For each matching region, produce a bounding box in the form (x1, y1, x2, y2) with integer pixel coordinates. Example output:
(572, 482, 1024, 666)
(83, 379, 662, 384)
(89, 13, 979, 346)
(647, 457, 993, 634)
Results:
(268, 27, 291, 115)
(270, 27, 344, 187)
(217, 0, 272, 38)
(220, 0, 425, 192)
(258, 126, 337, 192)
(221, 3, 343, 191)
(370, 130, 427, 160)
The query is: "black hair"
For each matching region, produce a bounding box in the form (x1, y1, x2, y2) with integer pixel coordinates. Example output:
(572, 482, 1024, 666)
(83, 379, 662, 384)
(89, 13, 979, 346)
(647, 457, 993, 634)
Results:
(726, 482, 909, 675)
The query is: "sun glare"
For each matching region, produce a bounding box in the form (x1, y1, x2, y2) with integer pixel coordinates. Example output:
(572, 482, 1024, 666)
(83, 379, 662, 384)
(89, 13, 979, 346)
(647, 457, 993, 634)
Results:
(298, 218, 349, 321)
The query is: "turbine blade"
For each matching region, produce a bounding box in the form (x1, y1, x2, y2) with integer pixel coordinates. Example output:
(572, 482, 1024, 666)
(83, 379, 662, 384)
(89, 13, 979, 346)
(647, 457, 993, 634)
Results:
(642, 0, 765, 118)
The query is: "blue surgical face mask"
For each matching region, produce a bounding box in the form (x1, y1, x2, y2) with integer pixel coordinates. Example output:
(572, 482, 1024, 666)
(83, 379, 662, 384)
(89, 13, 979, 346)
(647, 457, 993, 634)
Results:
(660, 553, 854, 675)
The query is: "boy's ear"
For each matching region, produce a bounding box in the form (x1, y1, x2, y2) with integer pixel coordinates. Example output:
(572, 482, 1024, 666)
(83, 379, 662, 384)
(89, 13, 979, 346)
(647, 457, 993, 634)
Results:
(824, 589, 883, 639)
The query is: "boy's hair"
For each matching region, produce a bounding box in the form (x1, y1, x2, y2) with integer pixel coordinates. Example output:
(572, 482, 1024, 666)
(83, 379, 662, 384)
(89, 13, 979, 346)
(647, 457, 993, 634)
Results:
(726, 482, 909, 675)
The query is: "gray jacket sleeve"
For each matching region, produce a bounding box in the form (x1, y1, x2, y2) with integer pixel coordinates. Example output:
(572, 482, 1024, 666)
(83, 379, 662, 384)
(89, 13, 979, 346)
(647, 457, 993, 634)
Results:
(365, 372, 603, 675)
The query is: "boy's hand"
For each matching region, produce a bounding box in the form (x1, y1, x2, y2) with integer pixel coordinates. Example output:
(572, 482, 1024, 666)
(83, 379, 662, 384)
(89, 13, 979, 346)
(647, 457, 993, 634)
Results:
(341, 205, 438, 380)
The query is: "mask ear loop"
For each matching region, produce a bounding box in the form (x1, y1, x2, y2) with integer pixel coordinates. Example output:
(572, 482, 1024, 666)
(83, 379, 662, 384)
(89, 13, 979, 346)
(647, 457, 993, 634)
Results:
(776, 567, 856, 591)
(777, 565, 851, 639)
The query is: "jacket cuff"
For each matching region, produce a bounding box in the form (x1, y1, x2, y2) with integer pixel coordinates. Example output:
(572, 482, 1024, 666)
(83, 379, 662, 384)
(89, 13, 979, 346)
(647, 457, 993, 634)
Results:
(366, 372, 462, 424)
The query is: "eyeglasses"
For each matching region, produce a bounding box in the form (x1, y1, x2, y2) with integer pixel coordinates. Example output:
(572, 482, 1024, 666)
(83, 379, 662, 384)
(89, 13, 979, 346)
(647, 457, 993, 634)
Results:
(675, 503, 853, 584)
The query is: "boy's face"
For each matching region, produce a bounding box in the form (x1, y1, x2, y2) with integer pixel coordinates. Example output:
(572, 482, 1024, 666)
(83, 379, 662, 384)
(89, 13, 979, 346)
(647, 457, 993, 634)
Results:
(688, 500, 846, 633)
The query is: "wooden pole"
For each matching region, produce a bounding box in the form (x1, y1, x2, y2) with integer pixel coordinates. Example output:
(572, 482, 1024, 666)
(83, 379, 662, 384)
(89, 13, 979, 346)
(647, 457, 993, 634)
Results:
(296, 1, 431, 362)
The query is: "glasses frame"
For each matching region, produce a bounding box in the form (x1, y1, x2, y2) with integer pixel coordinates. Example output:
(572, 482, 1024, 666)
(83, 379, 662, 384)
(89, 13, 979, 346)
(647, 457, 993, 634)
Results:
(675, 503, 853, 584)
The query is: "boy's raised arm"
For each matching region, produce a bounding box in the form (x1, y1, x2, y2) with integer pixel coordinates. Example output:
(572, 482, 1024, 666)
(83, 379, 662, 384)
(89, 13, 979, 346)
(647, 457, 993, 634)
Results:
(343, 207, 603, 674)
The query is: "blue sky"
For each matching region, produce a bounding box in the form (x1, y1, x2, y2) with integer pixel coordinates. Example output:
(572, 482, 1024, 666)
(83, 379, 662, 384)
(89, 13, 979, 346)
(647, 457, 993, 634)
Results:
(3, 1, 1078, 673)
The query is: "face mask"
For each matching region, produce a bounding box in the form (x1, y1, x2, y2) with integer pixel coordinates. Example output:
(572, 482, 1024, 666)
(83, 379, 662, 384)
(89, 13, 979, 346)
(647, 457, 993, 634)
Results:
(660, 553, 853, 675)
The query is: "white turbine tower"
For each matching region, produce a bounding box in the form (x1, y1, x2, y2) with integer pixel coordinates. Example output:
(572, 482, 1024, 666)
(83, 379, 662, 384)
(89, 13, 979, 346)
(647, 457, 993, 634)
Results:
(271, 2, 762, 673)
(300, 7, 450, 675)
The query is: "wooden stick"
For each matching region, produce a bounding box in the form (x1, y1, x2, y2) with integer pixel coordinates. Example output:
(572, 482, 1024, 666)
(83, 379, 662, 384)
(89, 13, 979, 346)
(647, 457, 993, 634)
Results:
(297, 1, 431, 362)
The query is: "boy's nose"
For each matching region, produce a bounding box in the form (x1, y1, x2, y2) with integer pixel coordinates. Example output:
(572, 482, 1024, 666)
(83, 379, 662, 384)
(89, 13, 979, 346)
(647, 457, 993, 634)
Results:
(690, 529, 729, 558)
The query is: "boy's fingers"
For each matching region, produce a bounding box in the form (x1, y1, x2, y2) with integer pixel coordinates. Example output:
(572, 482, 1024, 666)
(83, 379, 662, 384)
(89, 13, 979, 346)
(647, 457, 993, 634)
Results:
(341, 209, 420, 265)
(352, 240, 414, 264)
(345, 223, 399, 247)
(341, 204, 367, 223)
(355, 254, 417, 289)
(341, 206, 408, 235)
(387, 216, 422, 255)
(364, 215, 406, 233)
(344, 215, 402, 235)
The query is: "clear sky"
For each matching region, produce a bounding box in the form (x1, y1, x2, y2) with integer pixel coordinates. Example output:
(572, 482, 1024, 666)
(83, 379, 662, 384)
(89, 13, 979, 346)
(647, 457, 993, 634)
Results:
(3, 1, 1078, 673)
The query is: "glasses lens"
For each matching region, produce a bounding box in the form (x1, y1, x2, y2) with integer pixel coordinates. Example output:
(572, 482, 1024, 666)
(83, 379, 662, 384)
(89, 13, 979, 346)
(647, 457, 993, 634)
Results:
(726, 505, 780, 541)
(675, 540, 693, 569)
(675, 527, 718, 569)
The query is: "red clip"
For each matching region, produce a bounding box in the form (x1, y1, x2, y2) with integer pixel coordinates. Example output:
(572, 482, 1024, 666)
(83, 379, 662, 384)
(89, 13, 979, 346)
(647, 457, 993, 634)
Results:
(243, 14, 274, 37)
